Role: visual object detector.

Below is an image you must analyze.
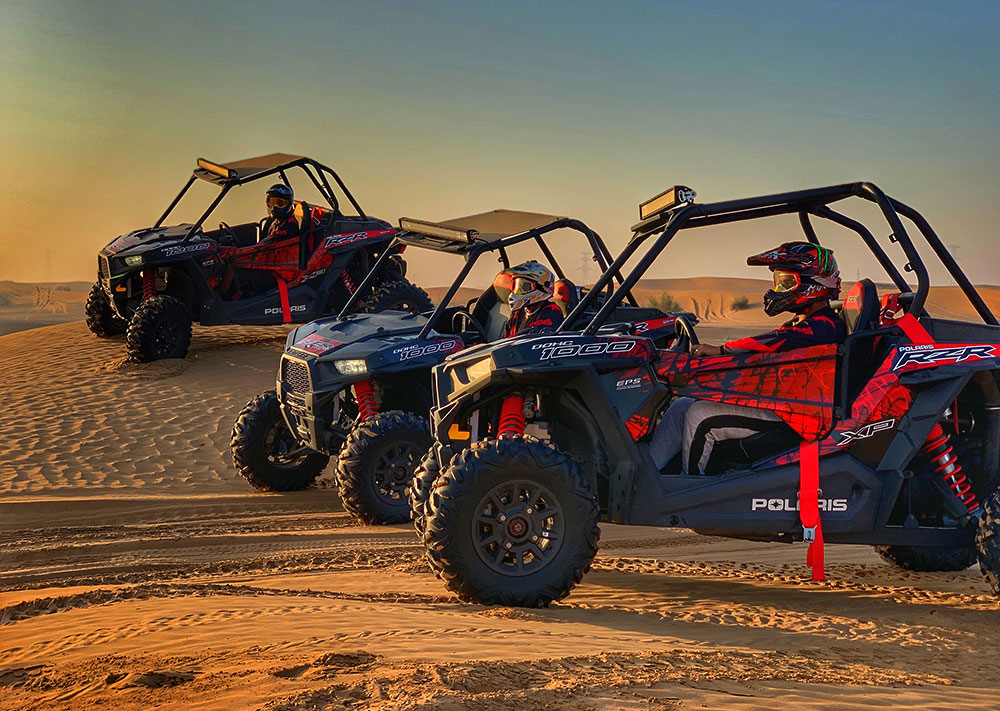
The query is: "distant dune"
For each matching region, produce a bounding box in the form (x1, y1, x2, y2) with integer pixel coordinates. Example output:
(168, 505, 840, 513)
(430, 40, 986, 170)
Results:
(0, 280, 91, 336)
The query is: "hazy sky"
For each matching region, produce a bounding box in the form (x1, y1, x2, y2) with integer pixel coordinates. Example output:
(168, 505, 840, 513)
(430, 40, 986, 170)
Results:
(2, 0, 998, 289)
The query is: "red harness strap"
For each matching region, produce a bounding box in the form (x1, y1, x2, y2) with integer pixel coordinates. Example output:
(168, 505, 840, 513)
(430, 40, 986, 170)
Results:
(894, 312, 934, 345)
(277, 278, 292, 324)
(799, 439, 824, 581)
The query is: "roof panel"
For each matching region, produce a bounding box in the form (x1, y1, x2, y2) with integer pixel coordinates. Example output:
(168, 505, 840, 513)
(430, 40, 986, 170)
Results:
(193, 153, 308, 184)
(440, 209, 566, 242)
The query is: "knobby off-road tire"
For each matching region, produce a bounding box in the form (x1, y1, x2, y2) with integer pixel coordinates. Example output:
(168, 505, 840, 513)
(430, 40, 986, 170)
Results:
(125, 295, 192, 362)
(976, 489, 1000, 597)
(337, 410, 432, 525)
(423, 436, 600, 607)
(85, 282, 126, 337)
(231, 390, 330, 491)
(873, 544, 977, 572)
(360, 279, 433, 315)
(409, 444, 455, 538)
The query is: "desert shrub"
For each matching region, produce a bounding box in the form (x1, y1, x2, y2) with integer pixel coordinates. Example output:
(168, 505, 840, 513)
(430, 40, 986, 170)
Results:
(0, 293, 12, 307)
(648, 292, 683, 313)
(730, 295, 752, 311)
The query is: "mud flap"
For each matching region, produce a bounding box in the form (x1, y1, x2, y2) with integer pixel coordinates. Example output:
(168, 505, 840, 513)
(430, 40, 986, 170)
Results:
(799, 439, 824, 581)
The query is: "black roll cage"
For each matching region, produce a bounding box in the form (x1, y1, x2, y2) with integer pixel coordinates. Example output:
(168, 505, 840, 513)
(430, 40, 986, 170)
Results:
(152, 157, 367, 242)
(340, 217, 639, 340)
(561, 181, 997, 335)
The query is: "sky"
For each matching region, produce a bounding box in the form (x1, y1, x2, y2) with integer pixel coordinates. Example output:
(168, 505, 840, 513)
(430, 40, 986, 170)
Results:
(1, 0, 998, 290)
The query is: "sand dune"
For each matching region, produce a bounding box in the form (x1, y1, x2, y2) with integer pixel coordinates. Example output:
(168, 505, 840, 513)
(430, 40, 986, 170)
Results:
(2, 288, 1000, 709)
(0, 281, 90, 336)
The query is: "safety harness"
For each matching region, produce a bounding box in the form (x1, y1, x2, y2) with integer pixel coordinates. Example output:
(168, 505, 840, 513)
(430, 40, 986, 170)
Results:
(799, 308, 935, 582)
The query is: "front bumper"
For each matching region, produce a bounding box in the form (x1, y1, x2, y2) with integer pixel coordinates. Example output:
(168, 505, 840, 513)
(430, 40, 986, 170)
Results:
(276, 355, 351, 454)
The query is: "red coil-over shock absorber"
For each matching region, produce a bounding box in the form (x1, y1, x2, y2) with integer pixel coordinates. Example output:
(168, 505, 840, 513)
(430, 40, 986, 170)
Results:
(923, 421, 980, 515)
(339, 270, 356, 294)
(142, 269, 157, 301)
(353, 380, 378, 423)
(497, 395, 525, 437)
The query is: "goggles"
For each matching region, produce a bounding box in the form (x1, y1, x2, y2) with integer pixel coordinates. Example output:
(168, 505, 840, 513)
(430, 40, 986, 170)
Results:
(512, 277, 539, 295)
(266, 196, 292, 209)
(772, 269, 801, 293)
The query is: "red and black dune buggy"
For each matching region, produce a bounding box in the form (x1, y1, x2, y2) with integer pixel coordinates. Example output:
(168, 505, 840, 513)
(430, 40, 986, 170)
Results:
(87, 153, 428, 361)
(419, 182, 1000, 607)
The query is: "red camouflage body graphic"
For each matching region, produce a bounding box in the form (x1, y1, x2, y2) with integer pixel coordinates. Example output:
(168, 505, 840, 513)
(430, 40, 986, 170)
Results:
(655, 344, 838, 441)
(216, 202, 395, 285)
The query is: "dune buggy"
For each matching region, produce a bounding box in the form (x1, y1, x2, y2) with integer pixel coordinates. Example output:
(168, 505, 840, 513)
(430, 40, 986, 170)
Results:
(420, 182, 1000, 607)
(231, 210, 687, 524)
(87, 153, 423, 361)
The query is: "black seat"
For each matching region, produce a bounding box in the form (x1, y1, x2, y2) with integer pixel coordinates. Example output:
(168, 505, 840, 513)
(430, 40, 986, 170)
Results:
(470, 271, 514, 341)
(839, 279, 878, 334)
(552, 278, 579, 316)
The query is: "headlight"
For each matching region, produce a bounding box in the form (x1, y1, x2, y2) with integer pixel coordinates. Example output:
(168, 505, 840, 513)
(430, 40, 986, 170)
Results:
(334, 359, 367, 375)
(124, 255, 143, 267)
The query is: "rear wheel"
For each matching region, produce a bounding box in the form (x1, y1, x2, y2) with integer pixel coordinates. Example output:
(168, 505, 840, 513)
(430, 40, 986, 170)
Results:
(231, 390, 330, 491)
(85, 282, 126, 337)
(361, 279, 432, 315)
(125, 295, 192, 361)
(976, 489, 1000, 597)
(423, 436, 600, 607)
(337, 410, 432, 524)
(873, 544, 977, 572)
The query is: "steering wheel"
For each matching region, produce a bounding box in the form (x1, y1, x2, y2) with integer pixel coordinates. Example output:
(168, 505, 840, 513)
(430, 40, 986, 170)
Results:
(670, 315, 700, 353)
(451, 307, 488, 342)
(217, 221, 239, 246)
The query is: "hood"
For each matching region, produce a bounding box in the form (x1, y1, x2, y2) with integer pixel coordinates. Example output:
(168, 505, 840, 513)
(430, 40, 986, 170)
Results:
(103, 224, 204, 255)
(444, 331, 653, 371)
(286, 311, 462, 365)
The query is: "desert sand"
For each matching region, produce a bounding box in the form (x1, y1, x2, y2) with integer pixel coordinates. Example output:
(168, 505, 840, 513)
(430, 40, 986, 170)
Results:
(2, 280, 1000, 710)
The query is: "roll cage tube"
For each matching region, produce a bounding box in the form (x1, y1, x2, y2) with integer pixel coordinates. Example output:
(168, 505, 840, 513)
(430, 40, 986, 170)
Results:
(159, 157, 367, 242)
(412, 217, 637, 340)
(333, 216, 641, 339)
(563, 181, 995, 335)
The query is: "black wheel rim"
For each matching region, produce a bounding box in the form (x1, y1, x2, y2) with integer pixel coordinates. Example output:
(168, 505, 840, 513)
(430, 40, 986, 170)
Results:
(263, 419, 308, 470)
(472, 479, 565, 577)
(372, 440, 422, 506)
(153, 315, 183, 357)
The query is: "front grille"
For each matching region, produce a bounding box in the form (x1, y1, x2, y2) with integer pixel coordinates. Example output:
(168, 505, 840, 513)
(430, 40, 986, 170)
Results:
(99, 255, 110, 280)
(282, 358, 311, 393)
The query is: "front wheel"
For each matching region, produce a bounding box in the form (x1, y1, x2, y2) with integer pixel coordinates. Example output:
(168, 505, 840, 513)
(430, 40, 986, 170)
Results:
(423, 436, 600, 607)
(85, 282, 126, 337)
(409, 444, 455, 538)
(231, 390, 330, 491)
(125, 295, 192, 361)
(337, 410, 432, 524)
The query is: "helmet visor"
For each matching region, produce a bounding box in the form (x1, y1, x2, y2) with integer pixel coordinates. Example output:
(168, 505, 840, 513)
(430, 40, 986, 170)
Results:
(772, 270, 801, 293)
(512, 277, 538, 295)
(266, 196, 292, 209)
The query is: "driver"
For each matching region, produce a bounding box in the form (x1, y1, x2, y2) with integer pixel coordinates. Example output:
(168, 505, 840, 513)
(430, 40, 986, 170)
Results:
(650, 242, 845, 474)
(217, 183, 300, 298)
(261, 183, 299, 243)
(501, 261, 565, 337)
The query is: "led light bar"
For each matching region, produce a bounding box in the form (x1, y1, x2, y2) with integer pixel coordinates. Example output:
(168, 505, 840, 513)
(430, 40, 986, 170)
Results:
(639, 185, 697, 221)
(197, 158, 237, 179)
(399, 217, 478, 243)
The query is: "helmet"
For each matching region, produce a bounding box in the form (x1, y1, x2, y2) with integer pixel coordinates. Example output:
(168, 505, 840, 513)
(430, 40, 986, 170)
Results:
(747, 241, 841, 316)
(265, 183, 294, 220)
(505, 261, 554, 313)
